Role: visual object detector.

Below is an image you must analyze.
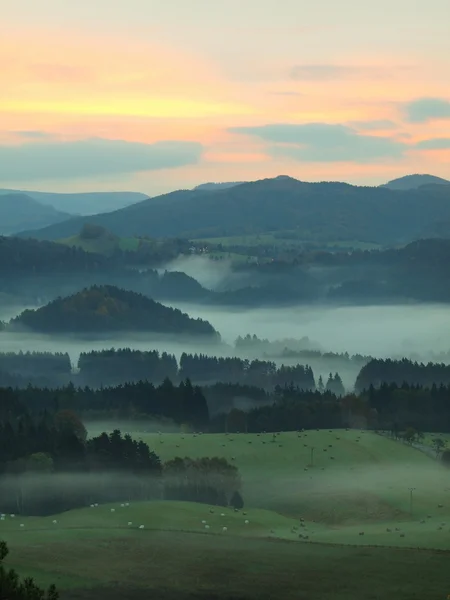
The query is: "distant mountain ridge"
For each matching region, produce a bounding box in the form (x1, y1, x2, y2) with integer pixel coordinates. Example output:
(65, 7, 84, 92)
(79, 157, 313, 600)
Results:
(0, 193, 70, 235)
(381, 174, 450, 190)
(0, 189, 148, 215)
(17, 175, 450, 245)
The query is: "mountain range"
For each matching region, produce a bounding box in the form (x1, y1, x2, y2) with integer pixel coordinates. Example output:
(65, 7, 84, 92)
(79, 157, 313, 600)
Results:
(0, 193, 70, 235)
(17, 174, 450, 245)
(0, 188, 147, 216)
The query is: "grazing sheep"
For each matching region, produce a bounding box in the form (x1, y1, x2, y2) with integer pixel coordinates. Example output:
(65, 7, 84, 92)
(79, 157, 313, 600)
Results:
(111, 508, 115, 512)
(438, 526, 443, 530)
(262, 441, 266, 444)
(128, 522, 132, 526)
(53, 520, 57, 524)
(20, 524, 24, 528)
(205, 525, 210, 529)
(221, 513, 225, 517)
(328, 445, 332, 448)
(304, 444, 308, 447)
(248, 441, 252, 444)
(330, 456, 335, 460)
(139, 525, 145, 529)
(90, 504, 95, 508)
(120, 504, 125, 507)
(222, 527, 227, 532)
(0, 516, 4, 521)
(234, 508, 239, 513)
(201, 520, 207, 524)
(304, 535, 309, 540)
(94, 503, 99, 507)
(323, 448, 327, 452)
(244, 520, 249, 524)
(10, 514, 15, 518)
(278, 445, 283, 448)
(176, 445, 180, 448)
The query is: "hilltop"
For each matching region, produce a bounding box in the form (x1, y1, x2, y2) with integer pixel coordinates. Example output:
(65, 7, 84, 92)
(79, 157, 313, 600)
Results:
(381, 173, 450, 190)
(10, 285, 220, 338)
(0, 193, 70, 235)
(17, 176, 450, 245)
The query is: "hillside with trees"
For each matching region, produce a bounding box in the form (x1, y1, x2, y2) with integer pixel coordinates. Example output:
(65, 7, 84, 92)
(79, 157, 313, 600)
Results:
(9, 285, 220, 338)
(17, 176, 450, 245)
(0, 193, 70, 235)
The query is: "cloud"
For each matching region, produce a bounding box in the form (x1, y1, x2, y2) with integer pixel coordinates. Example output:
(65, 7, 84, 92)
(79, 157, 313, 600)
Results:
(404, 98, 450, 123)
(415, 138, 450, 150)
(290, 65, 412, 81)
(348, 120, 398, 131)
(228, 123, 406, 163)
(0, 138, 203, 182)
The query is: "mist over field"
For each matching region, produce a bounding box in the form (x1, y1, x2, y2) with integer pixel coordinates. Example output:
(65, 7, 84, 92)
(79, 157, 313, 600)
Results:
(2, 301, 450, 370)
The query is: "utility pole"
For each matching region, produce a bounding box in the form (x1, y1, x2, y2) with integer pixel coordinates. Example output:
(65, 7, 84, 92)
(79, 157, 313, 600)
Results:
(310, 446, 315, 467)
(408, 487, 416, 515)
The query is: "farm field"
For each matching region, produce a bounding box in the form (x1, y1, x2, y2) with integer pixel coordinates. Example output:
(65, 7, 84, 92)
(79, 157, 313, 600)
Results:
(3, 429, 450, 599)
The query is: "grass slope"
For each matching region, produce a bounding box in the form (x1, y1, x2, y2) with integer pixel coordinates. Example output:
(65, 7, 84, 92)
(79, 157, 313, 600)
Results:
(98, 429, 449, 525)
(3, 429, 450, 599)
(58, 233, 140, 256)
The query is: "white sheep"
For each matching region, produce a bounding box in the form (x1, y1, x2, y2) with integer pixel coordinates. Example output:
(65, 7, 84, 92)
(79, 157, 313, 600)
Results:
(111, 508, 115, 512)
(10, 514, 15, 518)
(139, 525, 145, 529)
(94, 503, 99, 507)
(244, 520, 249, 524)
(120, 504, 125, 507)
(128, 522, 133, 526)
(125, 503, 129, 506)
(90, 504, 95, 508)
(20, 524, 24, 528)
(222, 526, 227, 531)
(52, 520, 57, 524)
(205, 524, 210, 529)
(201, 520, 207, 524)
(220, 513, 225, 517)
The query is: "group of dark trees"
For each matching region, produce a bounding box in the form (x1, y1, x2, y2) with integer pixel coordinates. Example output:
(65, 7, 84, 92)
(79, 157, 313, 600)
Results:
(0, 392, 241, 518)
(355, 358, 450, 392)
(9, 285, 219, 338)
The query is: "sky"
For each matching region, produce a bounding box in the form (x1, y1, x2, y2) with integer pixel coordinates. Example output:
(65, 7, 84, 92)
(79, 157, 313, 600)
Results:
(1, 0, 449, 196)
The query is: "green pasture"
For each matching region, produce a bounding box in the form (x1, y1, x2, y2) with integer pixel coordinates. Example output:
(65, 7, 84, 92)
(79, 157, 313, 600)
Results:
(3, 429, 450, 599)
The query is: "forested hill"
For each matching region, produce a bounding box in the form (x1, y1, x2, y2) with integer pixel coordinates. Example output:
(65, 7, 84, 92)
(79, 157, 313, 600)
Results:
(10, 285, 220, 338)
(17, 176, 450, 244)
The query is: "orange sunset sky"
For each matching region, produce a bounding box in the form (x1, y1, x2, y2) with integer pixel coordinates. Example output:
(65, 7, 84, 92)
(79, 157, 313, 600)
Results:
(1, 0, 449, 195)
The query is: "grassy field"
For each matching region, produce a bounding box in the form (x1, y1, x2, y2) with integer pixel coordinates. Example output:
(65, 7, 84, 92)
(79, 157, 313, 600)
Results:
(194, 233, 382, 252)
(58, 234, 141, 256)
(3, 429, 450, 599)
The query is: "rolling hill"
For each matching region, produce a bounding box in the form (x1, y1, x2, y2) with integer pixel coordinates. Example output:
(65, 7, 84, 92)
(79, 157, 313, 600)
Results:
(10, 284, 220, 338)
(382, 173, 450, 190)
(0, 193, 70, 235)
(0, 188, 148, 215)
(17, 176, 450, 245)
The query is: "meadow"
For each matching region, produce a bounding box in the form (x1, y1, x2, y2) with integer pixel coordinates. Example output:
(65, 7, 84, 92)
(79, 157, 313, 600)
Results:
(2, 429, 450, 599)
